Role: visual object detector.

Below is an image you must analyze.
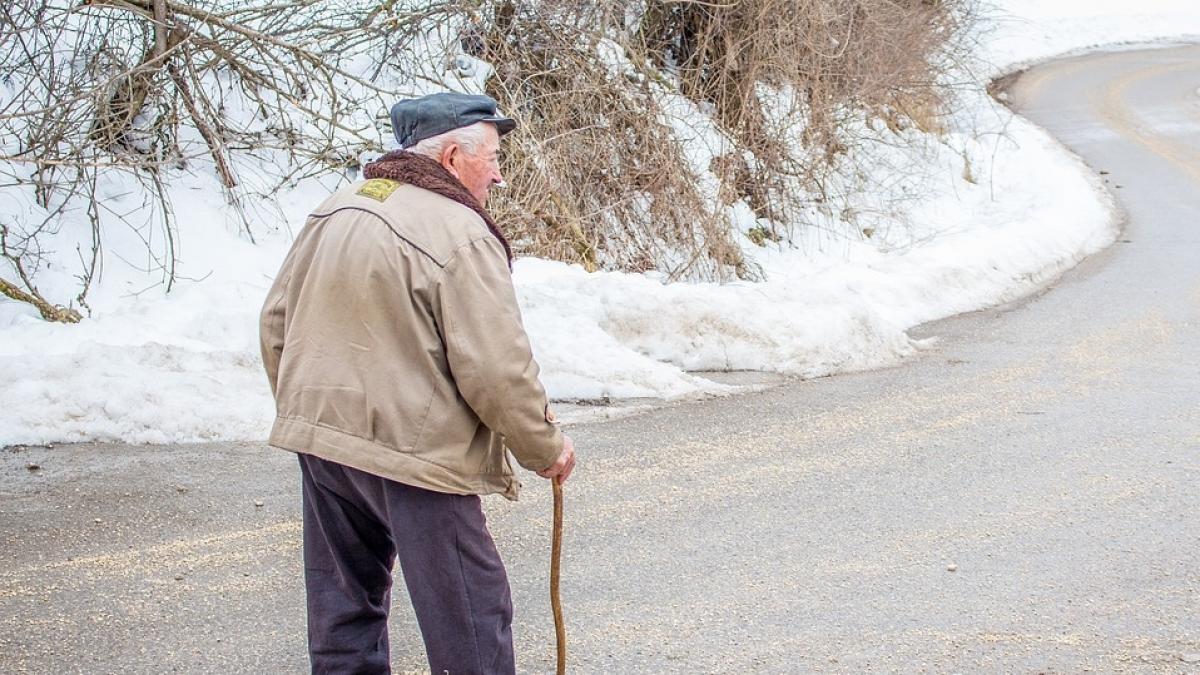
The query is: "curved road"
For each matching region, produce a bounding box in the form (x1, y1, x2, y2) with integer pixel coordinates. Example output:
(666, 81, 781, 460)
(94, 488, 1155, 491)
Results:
(2, 46, 1199, 673)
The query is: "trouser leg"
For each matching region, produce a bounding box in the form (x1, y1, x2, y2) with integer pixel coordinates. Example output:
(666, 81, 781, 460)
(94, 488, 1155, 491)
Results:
(383, 484, 516, 675)
(299, 454, 395, 675)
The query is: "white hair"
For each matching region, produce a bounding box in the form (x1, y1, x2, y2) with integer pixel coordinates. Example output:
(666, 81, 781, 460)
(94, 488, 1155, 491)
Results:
(406, 121, 495, 160)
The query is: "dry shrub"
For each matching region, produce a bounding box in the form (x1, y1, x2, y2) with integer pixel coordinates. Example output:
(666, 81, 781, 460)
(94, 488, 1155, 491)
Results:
(469, 2, 751, 281)
(455, 0, 975, 279)
(638, 0, 973, 232)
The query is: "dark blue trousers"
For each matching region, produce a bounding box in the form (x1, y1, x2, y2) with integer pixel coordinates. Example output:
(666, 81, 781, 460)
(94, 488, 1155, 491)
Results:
(298, 453, 515, 675)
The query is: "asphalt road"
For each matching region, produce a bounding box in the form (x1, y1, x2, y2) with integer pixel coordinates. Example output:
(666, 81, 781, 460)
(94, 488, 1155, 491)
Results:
(3, 45, 1199, 674)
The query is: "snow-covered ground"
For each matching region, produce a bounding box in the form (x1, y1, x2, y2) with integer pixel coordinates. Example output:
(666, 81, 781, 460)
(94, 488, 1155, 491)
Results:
(981, 0, 1200, 74)
(3, 1, 1200, 446)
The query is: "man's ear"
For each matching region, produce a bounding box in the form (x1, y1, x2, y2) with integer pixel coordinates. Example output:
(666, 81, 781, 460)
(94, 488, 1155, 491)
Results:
(440, 143, 461, 179)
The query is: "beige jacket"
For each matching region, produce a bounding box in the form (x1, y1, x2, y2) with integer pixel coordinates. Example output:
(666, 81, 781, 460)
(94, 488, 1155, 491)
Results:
(259, 178, 562, 500)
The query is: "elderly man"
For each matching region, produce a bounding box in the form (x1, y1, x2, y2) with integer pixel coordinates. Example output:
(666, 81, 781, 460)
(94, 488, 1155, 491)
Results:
(259, 92, 575, 675)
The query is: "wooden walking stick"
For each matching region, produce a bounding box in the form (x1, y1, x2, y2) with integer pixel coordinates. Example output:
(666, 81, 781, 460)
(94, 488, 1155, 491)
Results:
(551, 477, 567, 674)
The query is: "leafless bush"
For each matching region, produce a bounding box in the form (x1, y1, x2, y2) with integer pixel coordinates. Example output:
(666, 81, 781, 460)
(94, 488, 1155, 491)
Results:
(637, 0, 976, 234)
(0, 0, 408, 318)
(450, 0, 977, 277)
(469, 2, 751, 281)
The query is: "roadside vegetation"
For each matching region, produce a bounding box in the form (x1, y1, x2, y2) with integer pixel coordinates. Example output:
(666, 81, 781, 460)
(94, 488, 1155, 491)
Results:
(0, 0, 978, 321)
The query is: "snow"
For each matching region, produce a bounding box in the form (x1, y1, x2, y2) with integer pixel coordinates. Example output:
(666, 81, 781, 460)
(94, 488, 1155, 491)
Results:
(3, 1, 1199, 446)
(981, 1, 1200, 75)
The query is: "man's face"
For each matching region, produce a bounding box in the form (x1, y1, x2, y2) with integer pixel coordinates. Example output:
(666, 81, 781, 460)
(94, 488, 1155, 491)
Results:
(446, 124, 503, 207)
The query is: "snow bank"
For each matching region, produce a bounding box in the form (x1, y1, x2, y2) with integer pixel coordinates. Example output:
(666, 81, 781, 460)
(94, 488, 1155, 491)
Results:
(982, 1, 1200, 75)
(1, 1, 1195, 445)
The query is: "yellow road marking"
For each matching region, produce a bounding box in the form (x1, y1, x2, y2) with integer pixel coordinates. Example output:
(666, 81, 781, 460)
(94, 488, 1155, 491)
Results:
(1093, 59, 1200, 184)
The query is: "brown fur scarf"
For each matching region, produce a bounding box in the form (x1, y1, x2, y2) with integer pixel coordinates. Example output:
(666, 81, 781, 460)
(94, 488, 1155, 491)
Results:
(362, 150, 514, 268)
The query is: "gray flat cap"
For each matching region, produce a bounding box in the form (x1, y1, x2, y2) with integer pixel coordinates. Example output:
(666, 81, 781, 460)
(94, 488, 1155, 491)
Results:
(390, 92, 516, 148)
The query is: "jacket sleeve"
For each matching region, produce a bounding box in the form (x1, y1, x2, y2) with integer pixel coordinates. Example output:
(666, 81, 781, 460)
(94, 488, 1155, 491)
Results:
(436, 236, 563, 472)
(259, 261, 291, 399)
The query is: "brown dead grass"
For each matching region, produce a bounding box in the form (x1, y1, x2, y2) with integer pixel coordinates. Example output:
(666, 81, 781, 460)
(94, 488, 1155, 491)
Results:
(461, 0, 976, 280)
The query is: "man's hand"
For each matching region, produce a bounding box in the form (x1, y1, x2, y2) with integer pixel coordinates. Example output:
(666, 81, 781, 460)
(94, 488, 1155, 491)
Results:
(537, 434, 576, 483)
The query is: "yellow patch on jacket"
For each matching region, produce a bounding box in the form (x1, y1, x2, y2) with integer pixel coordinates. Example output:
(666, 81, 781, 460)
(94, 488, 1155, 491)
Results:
(356, 178, 401, 202)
